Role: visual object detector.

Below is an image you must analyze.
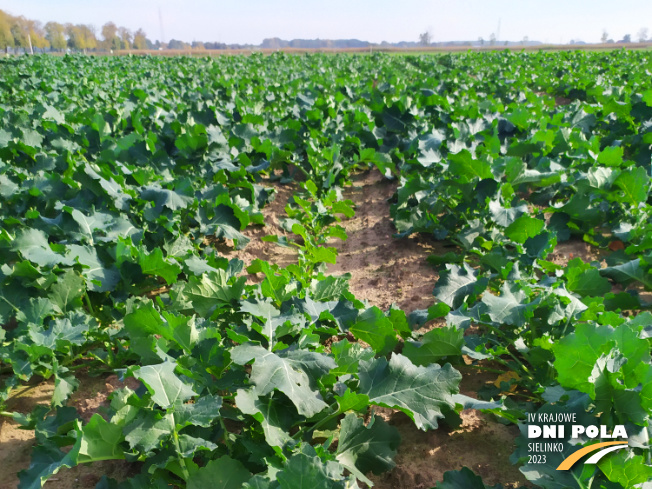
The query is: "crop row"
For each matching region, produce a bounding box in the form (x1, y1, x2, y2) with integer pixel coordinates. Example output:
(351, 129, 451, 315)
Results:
(0, 51, 650, 488)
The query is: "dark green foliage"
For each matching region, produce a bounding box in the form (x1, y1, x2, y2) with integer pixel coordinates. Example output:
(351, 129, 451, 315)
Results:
(1, 51, 651, 489)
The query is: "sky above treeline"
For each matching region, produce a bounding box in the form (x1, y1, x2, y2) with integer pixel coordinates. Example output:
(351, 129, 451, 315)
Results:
(1, 0, 650, 45)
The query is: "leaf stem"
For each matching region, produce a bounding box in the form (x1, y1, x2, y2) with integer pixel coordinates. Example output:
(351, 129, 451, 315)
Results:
(571, 470, 590, 489)
(171, 428, 190, 481)
(83, 292, 95, 317)
(292, 402, 340, 440)
(104, 342, 116, 368)
(477, 322, 533, 376)
(560, 316, 573, 338)
(218, 417, 232, 451)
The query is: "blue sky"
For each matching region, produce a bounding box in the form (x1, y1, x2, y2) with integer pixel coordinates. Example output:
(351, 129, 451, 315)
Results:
(1, 0, 649, 45)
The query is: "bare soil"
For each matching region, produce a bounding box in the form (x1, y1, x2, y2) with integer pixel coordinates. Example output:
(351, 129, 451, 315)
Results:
(369, 408, 525, 489)
(0, 169, 537, 488)
(321, 170, 528, 487)
(122, 41, 652, 58)
(327, 171, 452, 312)
(0, 379, 55, 489)
(549, 240, 606, 266)
(0, 375, 137, 489)
(227, 170, 454, 312)
(220, 182, 298, 277)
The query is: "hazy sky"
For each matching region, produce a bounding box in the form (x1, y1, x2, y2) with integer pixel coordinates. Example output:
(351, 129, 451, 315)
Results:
(1, 0, 650, 45)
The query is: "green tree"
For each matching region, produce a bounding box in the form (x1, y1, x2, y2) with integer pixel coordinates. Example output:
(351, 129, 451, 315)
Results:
(101, 21, 119, 50)
(167, 39, 186, 49)
(66, 24, 97, 53)
(0, 10, 14, 49)
(83, 25, 98, 51)
(118, 26, 132, 49)
(638, 27, 648, 42)
(418, 30, 431, 46)
(26, 20, 49, 49)
(45, 21, 66, 51)
(133, 28, 147, 50)
(10, 16, 28, 49)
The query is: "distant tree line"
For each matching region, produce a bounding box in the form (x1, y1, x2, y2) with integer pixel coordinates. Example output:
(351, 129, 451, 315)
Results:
(260, 38, 370, 49)
(4, 8, 648, 54)
(0, 8, 253, 54)
(600, 28, 649, 44)
(0, 9, 158, 53)
(166, 40, 237, 50)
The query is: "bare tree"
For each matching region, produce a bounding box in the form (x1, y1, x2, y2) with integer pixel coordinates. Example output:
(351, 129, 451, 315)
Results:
(623, 34, 632, 43)
(478, 37, 484, 46)
(601, 30, 608, 43)
(638, 27, 648, 42)
(419, 30, 432, 46)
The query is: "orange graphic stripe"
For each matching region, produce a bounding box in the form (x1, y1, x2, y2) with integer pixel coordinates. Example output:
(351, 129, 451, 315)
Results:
(556, 441, 628, 470)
